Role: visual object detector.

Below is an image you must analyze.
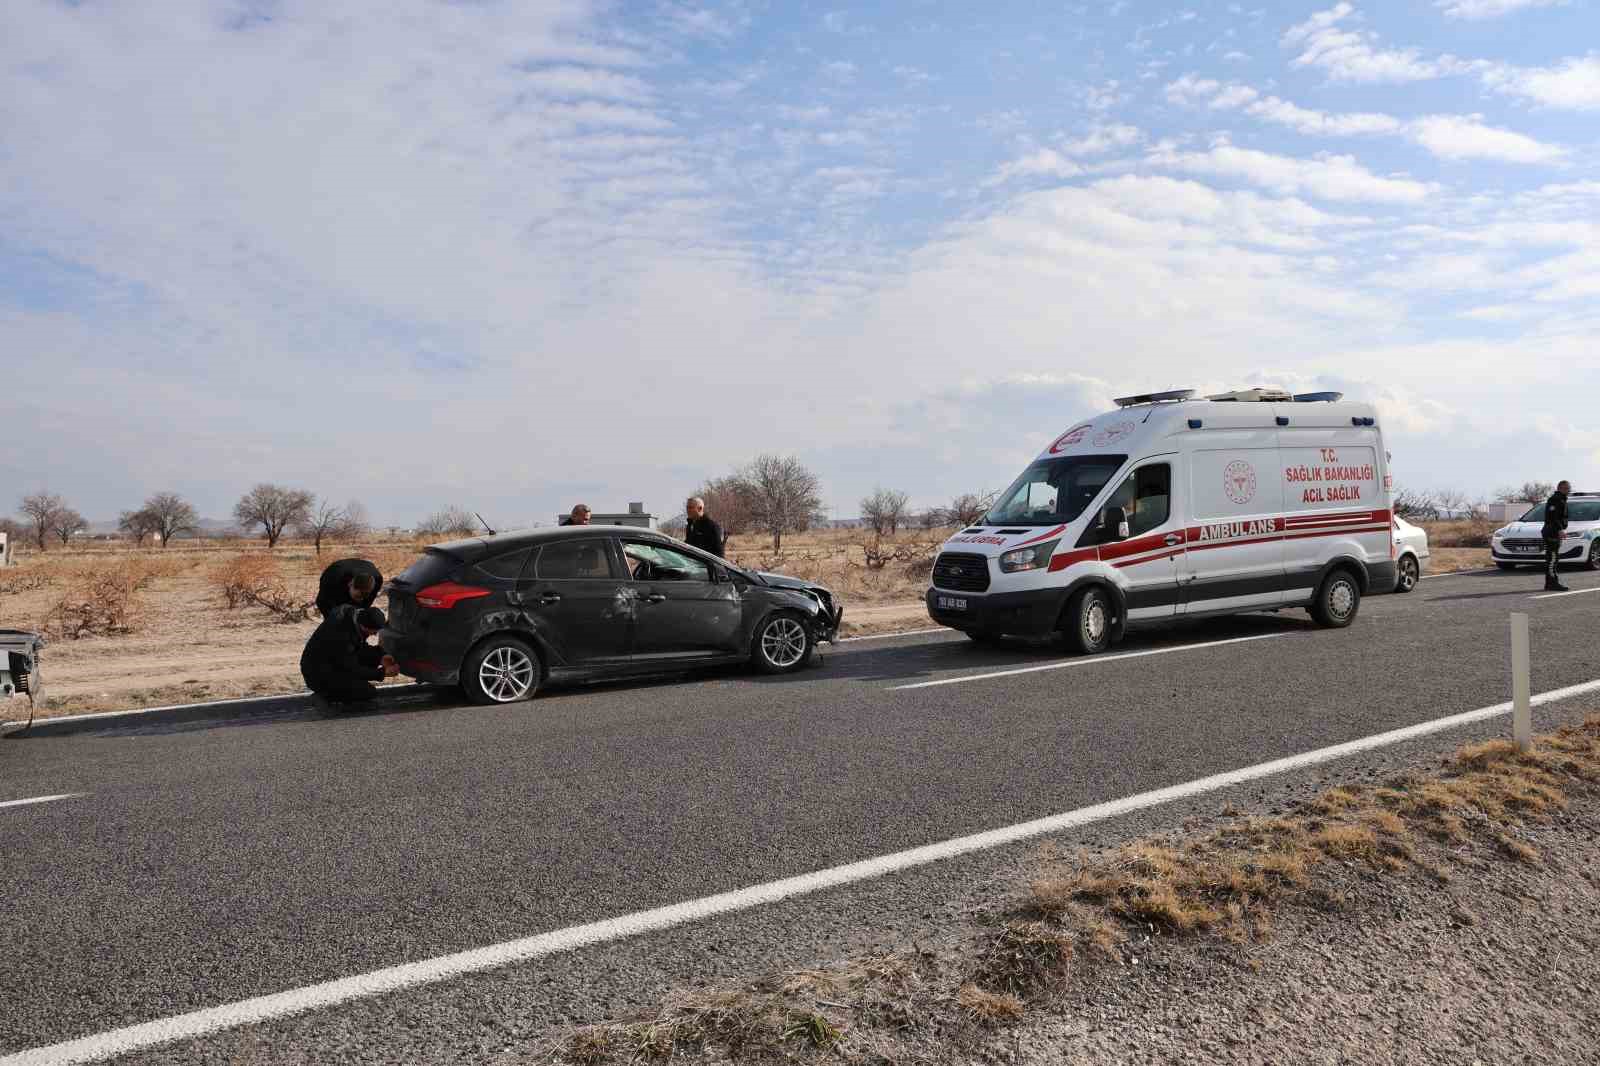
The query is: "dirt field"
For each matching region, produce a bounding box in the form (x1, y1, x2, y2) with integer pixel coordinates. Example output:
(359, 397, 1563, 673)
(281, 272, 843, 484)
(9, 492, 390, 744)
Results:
(0, 527, 1491, 721)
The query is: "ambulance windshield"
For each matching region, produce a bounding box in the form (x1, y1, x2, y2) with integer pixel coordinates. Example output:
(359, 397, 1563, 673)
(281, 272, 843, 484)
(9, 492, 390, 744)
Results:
(983, 455, 1127, 526)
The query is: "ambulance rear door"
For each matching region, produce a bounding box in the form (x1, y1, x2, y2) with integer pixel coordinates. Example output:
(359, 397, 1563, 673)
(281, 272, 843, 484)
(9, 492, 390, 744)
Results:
(1177, 418, 1288, 613)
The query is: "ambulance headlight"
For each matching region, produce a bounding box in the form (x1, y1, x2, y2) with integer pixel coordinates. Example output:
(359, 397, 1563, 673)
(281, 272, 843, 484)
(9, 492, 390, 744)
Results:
(1000, 540, 1060, 573)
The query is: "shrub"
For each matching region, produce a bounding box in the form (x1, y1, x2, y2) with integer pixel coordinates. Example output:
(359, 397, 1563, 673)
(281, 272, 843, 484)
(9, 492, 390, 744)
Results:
(213, 554, 279, 609)
(42, 561, 153, 639)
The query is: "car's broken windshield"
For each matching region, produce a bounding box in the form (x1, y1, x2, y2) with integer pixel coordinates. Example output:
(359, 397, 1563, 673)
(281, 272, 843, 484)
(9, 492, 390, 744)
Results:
(982, 455, 1127, 527)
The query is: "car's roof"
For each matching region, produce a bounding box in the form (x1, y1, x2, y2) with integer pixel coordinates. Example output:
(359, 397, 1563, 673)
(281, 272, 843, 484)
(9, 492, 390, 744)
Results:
(429, 525, 681, 560)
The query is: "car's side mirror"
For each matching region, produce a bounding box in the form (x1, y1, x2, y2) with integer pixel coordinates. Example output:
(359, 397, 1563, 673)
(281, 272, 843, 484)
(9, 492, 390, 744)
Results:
(1103, 506, 1129, 542)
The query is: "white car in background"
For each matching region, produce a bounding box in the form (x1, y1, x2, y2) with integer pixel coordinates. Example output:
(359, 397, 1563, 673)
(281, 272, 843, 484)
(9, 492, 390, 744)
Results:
(1491, 493, 1600, 572)
(1391, 515, 1429, 593)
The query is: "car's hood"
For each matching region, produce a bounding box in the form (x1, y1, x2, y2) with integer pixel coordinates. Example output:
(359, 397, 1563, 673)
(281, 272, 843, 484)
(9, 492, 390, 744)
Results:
(754, 570, 824, 592)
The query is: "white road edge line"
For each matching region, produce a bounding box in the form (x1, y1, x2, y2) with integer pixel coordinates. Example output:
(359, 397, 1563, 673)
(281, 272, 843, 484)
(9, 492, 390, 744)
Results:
(0, 793, 82, 811)
(1419, 568, 1498, 580)
(1531, 586, 1600, 601)
(18, 683, 424, 727)
(19, 680, 1599, 1066)
(887, 632, 1289, 691)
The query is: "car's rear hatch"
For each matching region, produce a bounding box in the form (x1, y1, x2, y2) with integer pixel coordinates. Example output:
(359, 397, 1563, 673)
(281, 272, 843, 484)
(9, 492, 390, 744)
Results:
(384, 548, 465, 636)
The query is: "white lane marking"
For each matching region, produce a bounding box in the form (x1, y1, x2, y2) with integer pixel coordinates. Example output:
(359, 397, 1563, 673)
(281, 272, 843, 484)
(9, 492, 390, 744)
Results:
(1531, 586, 1600, 601)
(0, 793, 82, 811)
(9, 675, 1600, 1066)
(886, 632, 1289, 691)
(1420, 568, 1498, 581)
(836, 627, 950, 643)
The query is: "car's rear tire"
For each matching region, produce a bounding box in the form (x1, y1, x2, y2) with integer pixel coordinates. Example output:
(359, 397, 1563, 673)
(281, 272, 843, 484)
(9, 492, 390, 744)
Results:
(1062, 586, 1113, 655)
(1310, 568, 1361, 628)
(1586, 543, 1600, 572)
(1496, 562, 1519, 571)
(1395, 554, 1420, 594)
(752, 611, 814, 674)
(462, 635, 541, 705)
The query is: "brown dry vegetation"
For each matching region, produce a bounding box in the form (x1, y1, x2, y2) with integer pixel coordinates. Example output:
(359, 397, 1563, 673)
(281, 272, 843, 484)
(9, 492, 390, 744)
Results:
(543, 715, 1600, 1065)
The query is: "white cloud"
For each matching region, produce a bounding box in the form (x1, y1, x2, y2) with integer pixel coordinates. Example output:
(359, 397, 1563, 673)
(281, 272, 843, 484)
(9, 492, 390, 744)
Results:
(1151, 141, 1435, 203)
(1409, 115, 1567, 163)
(777, 104, 831, 122)
(986, 148, 1084, 186)
(893, 65, 933, 86)
(523, 66, 655, 102)
(1283, 3, 1468, 83)
(1167, 76, 1403, 136)
(822, 60, 858, 84)
(1057, 124, 1143, 156)
(660, 3, 744, 40)
(1437, 0, 1564, 18)
(1482, 55, 1600, 109)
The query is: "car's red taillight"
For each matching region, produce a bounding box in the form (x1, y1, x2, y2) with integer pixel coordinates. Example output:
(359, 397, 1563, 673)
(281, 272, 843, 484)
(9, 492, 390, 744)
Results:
(415, 582, 492, 609)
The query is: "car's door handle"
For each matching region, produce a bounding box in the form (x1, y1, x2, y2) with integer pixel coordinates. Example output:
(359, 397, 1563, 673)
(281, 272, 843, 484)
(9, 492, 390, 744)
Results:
(1165, 533, 1183, 546)
(645, 593, 667, 604)
(539, 593, 562, 604)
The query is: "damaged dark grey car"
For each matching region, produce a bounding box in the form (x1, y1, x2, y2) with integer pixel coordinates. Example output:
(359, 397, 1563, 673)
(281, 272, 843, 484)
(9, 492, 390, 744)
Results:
(381, 527, 843, 704)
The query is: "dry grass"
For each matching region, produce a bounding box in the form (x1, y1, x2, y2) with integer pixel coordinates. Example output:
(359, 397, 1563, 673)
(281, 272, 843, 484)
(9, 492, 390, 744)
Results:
(536, 716, 1600, 1064)
(1421, 519, 1496, 549)
(37, 557, 192, 640)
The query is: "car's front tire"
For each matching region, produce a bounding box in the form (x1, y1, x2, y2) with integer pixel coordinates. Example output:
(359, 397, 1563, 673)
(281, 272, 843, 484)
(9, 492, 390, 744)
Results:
(1310, 568, 1361, 628)
(1062, 586, 1113, 656)
(752, 611, 814, 674)
(462, 636, 541, 705)
(1395, 554, 1420, 594)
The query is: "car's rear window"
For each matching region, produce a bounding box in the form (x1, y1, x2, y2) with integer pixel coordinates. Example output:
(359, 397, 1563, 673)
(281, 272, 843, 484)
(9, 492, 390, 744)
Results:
(395, 549, 461, 587)
(472, 547, 535, 581)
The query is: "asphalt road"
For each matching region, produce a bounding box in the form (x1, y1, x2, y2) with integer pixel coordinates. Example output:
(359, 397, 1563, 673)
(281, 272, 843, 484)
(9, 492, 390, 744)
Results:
(3, 566, 1599, 1063)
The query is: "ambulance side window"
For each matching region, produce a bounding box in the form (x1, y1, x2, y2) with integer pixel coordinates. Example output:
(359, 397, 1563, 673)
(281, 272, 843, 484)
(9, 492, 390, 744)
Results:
(1106, 463, 1171, 538)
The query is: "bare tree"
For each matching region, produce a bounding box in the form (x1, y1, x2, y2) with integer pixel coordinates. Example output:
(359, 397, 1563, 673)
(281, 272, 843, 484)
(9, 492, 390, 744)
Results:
(141, 492, 200, 546)
(118, 509, 159, 547)
(19, 492, 66, 552)
(926, 490, 999, 528)
(1495, 481, 1554, 506)
(1435, 489, 1486, 521)
(860, 487, 912, 537)
(739, 454, 825, 552)
(415, 505, 478, 539)
(233, 484, 315, 549)
(49, 507, 87, 546)
(691, 475, 756, 537)
(1391, 487, 1440, 522)
(297, 498, 370, 554)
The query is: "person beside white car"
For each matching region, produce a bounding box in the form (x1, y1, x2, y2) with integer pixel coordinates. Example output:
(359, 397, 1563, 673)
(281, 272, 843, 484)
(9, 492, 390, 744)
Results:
(1490, 492, 1600, 575)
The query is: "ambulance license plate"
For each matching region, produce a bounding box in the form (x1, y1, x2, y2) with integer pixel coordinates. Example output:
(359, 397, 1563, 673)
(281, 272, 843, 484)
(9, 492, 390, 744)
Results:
(937, 595, 968, 612)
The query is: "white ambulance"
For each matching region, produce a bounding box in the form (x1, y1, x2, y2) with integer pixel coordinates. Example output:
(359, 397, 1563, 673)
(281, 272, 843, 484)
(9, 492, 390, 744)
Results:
(926, 388, 1394, 653)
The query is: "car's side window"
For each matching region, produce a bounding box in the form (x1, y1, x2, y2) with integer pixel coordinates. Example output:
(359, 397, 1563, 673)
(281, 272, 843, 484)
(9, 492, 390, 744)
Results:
(473, 547, 535, 581)
(537, 539, 618, 580)
(622, 541, 712, 583)
(1105, 462, 1172, 538)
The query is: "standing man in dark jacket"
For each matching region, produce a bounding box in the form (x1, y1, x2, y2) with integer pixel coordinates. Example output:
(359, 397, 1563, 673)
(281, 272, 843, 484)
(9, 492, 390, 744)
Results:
(301, 605, 397, 707)
(1543, 481, 1572, 591)
(684, 496, 725, 558)
(315, 558, 383, 618)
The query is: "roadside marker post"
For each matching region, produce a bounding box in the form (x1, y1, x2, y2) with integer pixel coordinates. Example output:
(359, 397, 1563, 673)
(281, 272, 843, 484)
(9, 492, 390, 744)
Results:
(1510, 612, 1531, 752)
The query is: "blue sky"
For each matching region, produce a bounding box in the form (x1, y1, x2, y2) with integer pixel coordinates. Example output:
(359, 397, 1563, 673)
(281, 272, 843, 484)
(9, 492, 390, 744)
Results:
(2, 0, 1598, 527)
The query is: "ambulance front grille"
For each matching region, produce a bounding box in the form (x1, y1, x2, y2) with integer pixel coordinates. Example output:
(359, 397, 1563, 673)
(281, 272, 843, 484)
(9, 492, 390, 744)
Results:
(932, 553, 991, 592)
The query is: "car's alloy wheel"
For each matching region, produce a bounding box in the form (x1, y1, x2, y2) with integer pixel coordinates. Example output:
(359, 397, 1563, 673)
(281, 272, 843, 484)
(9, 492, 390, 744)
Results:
(1311, 569, 1361, 628)
(1587, 542, 1600, 572)
(463, 637, 540, 705)
(1396, 554, 1420, 593)
(1063, 587, 1112, 655)
(753, 612, 813, 674)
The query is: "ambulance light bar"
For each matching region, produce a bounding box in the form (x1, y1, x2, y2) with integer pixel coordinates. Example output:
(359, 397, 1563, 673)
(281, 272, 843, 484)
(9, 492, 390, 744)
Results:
(1293, 391, 1344, 403)
(1113, 389, 1196, 408)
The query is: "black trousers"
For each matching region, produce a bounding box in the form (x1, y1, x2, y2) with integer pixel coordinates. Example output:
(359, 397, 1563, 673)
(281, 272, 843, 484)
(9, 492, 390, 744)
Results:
(1545, 537, 1561, 582)
(308, 680, 378, 704)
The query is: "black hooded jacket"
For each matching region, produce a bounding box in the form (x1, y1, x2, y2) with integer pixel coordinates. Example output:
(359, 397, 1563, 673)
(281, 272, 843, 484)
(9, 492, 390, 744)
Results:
(300, 606, 386, 693)
(315, 558, 383, 618)
(1542, 491, 1569, 541)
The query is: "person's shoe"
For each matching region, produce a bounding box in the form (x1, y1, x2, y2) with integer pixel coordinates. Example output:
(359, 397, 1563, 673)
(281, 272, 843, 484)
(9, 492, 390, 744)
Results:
(1546, 581, 1570, 592)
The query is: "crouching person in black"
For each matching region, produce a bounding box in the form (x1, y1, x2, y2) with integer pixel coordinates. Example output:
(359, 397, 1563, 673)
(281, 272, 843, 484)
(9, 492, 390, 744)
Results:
(301, 605, 397, 709)
(316, 558, 383, 618)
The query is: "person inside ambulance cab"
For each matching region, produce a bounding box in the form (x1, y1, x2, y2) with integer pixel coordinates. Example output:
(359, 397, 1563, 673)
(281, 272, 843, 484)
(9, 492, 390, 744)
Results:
(1101, 464, 1172, 540)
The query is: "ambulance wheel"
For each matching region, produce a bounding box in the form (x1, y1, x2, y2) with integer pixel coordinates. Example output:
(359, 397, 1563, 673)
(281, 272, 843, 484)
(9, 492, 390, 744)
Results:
(1062, 587, 1113, 655)
(1311, 568, 1361, 628)
(1395, 554, 1420, 594)
(1495, 562, 1518, 571)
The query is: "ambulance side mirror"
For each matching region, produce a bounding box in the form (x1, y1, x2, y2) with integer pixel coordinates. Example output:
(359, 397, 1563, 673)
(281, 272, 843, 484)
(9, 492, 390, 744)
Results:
(1103, 506, 1129, 542)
